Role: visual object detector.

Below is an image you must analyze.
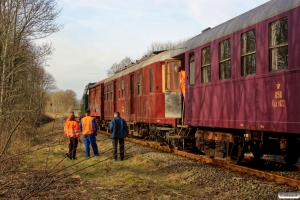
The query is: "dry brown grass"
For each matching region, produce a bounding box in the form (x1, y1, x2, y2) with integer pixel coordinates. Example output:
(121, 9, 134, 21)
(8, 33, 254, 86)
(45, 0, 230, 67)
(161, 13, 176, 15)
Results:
(0, 114, 209, 199)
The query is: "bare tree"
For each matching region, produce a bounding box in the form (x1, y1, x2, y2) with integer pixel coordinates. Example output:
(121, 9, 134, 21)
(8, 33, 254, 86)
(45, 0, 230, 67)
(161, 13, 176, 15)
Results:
(106, 39, 186, 77)
(0, 0, 62, 114)
(143, 39, 187, 58)
(0, 0, 62, 160)
(106, 57, 133, 76)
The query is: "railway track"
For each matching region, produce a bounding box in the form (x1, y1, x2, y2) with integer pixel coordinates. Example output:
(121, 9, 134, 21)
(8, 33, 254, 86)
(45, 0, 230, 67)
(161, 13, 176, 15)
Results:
(99, 130, 300, 189)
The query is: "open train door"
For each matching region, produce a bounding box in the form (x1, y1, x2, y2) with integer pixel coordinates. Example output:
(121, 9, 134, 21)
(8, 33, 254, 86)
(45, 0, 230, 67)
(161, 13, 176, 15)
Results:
(164, 60, 182, 118)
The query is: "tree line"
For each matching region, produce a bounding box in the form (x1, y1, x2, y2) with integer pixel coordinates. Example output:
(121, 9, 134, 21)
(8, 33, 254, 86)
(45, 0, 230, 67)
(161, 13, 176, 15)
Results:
(45, 90, 79, 115)
(0, 0, 62, 160)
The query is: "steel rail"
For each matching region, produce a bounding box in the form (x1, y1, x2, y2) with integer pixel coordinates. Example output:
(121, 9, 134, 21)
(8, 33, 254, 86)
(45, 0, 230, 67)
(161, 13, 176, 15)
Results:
(99, 131, 300, 189)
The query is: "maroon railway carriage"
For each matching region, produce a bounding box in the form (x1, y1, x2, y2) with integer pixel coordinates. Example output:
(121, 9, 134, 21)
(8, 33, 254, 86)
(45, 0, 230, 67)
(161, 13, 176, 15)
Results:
(171, 0, 300, 164)
(102, 50, 183, 137)
(88, 80, 105, 124)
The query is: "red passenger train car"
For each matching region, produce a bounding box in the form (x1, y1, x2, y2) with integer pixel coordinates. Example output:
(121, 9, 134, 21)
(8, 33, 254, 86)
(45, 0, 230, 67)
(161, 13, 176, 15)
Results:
(102, 51, 182, 137)
(85, 0, 300, 164)
(86, 51, 186, 144)
(88, 80, 105, 126)
(171, 0, 300, 164)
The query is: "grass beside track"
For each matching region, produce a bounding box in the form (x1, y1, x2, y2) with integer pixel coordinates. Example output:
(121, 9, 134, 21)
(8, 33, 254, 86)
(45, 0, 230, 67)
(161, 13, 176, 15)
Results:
(9, 116, 210, 199)
(2, 115, 297, 199)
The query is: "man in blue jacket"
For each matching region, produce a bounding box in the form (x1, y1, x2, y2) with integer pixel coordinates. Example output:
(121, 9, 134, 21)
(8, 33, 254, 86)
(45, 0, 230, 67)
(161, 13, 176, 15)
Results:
(110, 111, 128, 161)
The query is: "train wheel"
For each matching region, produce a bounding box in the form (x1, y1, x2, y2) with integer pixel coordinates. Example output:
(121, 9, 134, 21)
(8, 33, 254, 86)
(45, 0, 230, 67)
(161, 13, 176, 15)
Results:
(230, 141, 245, 165)
(282, 139, 300, 165)
(283, 152, 299, 165)
(252, 148, 264, 159)
(205, 154, 215, 159)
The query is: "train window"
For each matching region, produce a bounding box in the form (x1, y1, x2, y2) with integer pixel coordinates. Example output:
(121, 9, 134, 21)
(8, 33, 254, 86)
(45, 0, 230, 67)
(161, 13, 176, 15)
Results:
(166, 61, 179, 90)
(189, 54, 195, 85)
(107, 84, 109, 100)
(118, 81, 121, 98)
(269, 17, 288, 71)
(219, 39, 231, 80)
(138, 73, 142, 95)
(149, 68, 153, 93)
(104, 85, 106, 101)
(130, 75, 134, 96)
(108, 84, 110, 100)
(107, 84, 110, 100)
(110, 83, 113, 100)
(202, 47, 211, 83)
(122, 79, 124, 98)
(242, 30, 256, 76)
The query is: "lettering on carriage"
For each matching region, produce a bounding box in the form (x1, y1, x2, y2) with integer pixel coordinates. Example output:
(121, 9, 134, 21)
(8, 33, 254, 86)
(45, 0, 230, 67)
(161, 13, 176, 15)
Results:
(272, 82, 286, 108)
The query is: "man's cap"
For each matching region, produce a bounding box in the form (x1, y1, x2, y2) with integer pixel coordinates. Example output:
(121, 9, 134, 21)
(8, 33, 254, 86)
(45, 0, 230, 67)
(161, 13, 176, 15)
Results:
(86, 109, 90, 113)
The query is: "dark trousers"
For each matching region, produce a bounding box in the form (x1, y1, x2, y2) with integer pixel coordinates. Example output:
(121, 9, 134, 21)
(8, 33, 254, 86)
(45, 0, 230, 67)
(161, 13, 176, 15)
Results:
(112, 138, 125, 160)
(69, 138, 78, 159)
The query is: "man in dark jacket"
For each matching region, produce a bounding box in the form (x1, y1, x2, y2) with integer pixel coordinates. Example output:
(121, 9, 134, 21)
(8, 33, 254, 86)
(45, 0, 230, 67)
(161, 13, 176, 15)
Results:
(110, 111, 128, 160)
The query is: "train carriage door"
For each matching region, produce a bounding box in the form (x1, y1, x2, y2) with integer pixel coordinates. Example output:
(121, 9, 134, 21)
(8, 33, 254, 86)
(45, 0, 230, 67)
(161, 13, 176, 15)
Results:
(130, 74, 135, 114)
(164, 60, 182, 118)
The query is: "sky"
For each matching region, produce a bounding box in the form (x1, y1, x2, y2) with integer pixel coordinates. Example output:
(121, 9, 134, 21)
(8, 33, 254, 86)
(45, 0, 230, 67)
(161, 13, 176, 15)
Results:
(38, 0, 270, 99)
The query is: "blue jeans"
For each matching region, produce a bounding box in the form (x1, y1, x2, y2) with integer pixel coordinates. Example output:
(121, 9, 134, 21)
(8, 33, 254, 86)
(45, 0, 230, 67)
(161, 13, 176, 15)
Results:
(83, 134, 99, 157)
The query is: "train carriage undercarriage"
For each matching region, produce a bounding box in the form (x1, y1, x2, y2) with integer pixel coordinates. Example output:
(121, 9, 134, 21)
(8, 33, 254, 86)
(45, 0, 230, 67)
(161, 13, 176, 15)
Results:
(102, 121, 300, 165)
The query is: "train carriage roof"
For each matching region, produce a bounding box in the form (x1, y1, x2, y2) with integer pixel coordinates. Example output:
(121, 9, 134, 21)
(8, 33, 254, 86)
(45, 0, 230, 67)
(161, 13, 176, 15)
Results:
(90, 80, 105, 88)
(104, 50, 173, 83)
(171, 0, 300, 57)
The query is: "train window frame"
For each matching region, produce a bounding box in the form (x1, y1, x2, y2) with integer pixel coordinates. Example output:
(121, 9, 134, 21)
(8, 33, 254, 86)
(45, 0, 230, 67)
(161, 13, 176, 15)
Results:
(107, 84, 110, 100)
(106, 85, 108, 101)
(241, 29, 256, 76)
(104, 85, 106, 101)
(121, 79, 124, 98)
(201, 46, 211, 83)
(189, 54, 195, 86)
(269, 17, 288, 71)
(118, 80, 121, 98)
(110, 83, 113, 100)
(107, 84, 109, 100)
(138, 73, 142, 95)
(106, 84, 110, 101)
(165, 60, 180, 91)
(149, 68, 154, 93)
(130, 74, 134, 96)
(219, 39, 231, 80)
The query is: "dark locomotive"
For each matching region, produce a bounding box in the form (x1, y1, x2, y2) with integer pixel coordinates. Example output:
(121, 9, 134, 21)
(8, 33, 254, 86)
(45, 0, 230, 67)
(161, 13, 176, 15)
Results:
(84, 0, 300, 165)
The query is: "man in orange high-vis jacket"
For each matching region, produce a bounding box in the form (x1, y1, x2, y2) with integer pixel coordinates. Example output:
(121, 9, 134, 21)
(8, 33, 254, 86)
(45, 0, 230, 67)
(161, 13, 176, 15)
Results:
(175, 66, 185, 98)
(79, 109, 99, 158)
(64, 111, 75, 157)
(64, 114, 80, 160)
